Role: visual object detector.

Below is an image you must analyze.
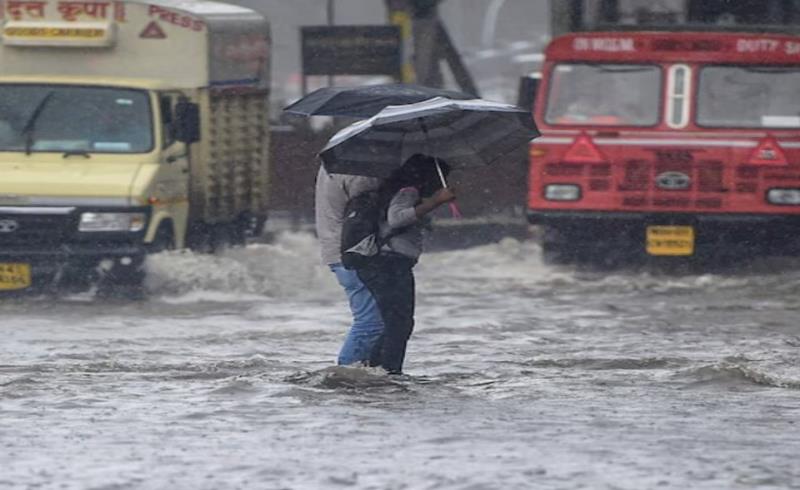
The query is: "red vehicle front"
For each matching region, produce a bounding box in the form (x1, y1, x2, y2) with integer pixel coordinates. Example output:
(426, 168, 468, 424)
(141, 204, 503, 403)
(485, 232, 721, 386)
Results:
(528, 31, 800, 264)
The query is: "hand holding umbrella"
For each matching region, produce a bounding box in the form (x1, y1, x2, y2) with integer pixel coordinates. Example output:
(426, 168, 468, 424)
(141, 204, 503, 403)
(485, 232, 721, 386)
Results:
(415, 185, 457, 218)
(434, 158, 462, 219)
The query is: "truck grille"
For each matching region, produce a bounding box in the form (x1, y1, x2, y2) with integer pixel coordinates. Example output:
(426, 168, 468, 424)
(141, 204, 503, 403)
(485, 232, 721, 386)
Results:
(0, 212, 73, 246)
(543, 159, 732, 211)
(697, 163, 724, 192)
(621, 160, 649, 191)
(620, 160, 724, 193)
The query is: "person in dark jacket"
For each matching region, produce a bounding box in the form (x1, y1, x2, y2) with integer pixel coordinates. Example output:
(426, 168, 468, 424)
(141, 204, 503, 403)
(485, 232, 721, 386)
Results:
(357, 154, 456, 374)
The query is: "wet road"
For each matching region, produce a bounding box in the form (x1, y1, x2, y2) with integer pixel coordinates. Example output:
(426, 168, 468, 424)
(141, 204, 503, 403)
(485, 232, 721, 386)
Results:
(2, 233, 800, 489)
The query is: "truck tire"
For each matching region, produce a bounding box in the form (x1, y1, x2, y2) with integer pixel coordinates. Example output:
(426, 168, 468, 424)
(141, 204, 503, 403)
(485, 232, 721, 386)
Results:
(233, 212, 267, 245)
(97, 224, 173, 299)
(96, 262, 146, 299)
(147, 223, 176, 254)
(186, 222, 236, 253)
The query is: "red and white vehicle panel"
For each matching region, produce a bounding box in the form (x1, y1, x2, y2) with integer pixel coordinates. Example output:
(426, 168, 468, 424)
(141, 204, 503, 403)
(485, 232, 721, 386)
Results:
(528, 31, 800, 258)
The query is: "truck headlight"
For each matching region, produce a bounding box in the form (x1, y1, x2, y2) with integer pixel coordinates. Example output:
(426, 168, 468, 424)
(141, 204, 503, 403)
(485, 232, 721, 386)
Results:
(767, 189, 800, 206)
(545, 184, 581, 201)
(79, 212, 146, 232)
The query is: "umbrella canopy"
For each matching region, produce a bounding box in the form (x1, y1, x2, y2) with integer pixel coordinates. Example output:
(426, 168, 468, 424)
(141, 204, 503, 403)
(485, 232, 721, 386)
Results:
(283, 83, 475, 119)
(319, 97, 539, 178)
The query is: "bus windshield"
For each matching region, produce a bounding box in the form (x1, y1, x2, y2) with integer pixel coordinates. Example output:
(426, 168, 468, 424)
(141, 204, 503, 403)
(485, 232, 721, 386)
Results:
(697, 67, 800, 129)
(545, 63, 662, 126)
(0, 85, 153, 154)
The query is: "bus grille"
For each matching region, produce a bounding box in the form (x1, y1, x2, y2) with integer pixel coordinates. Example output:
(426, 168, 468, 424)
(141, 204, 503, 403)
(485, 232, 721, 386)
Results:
(619, 160, 724, 193)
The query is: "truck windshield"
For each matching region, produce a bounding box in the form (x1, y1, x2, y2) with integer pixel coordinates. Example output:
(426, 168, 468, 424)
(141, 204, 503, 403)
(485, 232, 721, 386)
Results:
(545, 64, 662, 126)
(0, 85, 153, 154)
(697, 67, 800, 129)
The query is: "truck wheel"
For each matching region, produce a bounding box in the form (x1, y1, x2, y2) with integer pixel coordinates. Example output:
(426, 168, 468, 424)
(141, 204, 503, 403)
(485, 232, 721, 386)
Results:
(252, 215, 267, 238)
(186, 221, 213, 253)
(96, 225, 173, 299)
(187, 223, 234, 253)
(96, 262, 146, 299)
(210, 224, 236, 252)
(231, 218, 248, 247)
(233, 213, 267, 245)
(147, 224, 175, 254)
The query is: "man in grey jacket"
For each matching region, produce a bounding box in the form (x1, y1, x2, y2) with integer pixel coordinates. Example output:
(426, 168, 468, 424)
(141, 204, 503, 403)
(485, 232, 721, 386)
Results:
(315, 165, 383, 366)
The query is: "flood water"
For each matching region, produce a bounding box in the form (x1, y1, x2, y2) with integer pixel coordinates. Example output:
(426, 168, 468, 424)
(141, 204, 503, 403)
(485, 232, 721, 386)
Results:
(2, 232, 799, 489)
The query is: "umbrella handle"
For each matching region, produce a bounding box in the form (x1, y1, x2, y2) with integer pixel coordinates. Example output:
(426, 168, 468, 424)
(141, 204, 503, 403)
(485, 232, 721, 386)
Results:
(424, 121, 461, 220)
(435, 158, 462, 219)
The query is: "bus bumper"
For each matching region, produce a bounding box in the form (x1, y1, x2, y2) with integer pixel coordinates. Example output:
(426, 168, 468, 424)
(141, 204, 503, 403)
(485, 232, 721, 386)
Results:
(527, 210, 800, 259)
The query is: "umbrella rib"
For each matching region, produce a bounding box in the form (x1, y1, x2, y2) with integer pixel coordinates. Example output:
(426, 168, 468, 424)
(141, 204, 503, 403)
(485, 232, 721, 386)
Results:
(399, 127, 411, 169)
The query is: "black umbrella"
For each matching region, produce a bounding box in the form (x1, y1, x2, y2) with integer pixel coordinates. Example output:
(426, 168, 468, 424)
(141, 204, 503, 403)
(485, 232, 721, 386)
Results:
(319, 97, 539, 178)
(283, 83, 475, 119)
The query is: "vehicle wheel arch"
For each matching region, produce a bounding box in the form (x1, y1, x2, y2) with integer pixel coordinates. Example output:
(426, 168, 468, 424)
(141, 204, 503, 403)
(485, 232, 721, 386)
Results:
(145, 212, 175, 242)
(145, 214, 176, 250)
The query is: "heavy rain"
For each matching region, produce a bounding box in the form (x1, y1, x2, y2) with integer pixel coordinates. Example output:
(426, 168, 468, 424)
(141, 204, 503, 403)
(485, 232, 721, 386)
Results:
(2, 1, 800, 489)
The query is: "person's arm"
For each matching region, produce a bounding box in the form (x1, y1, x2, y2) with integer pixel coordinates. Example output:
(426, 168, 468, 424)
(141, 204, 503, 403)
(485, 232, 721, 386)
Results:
(386, 187, 456, 229)
(414, 188, 456, 218)
(386, 188, 419, 229)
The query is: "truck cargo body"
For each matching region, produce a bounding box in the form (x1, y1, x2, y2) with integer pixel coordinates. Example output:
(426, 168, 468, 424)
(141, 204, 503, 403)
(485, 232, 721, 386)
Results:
(0, 0, 270, 291)
(528, 31, 800, 264)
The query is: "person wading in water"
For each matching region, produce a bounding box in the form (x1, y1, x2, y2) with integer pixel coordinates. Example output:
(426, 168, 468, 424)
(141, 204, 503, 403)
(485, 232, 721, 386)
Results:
(315, 166, 385, 366)
(357, 154, 456, 374)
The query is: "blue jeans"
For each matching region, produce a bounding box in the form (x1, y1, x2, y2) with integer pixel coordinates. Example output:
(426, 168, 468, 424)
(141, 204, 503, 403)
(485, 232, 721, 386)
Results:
(330, 263, 384, 366)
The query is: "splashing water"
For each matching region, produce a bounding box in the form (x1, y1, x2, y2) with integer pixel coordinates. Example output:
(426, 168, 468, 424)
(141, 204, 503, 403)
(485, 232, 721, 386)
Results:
(2, 231, 800, 489)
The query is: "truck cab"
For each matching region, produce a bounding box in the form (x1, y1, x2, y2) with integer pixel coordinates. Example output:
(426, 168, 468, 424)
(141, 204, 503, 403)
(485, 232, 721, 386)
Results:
(0, 0, 270, 292)
(527, 31, 800, 265)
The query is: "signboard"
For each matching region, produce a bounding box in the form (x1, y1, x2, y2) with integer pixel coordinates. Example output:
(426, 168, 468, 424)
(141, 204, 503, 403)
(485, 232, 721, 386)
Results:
(2, 21, 115, 46)
(301, 25, 401, 78)
(547, 32, 800, 64)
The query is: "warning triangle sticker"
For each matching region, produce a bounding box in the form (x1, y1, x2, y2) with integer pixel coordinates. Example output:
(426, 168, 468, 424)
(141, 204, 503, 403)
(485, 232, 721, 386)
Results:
(563, 133, 606, 163)
(140, 21, 167, 39)
(748, 136, 788, 166)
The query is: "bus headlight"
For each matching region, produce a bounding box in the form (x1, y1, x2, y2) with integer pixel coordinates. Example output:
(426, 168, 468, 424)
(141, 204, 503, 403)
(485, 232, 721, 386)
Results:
(79, 212, 146, 232)
(767, 189, 800, 206)
(545, 184, 581, 201)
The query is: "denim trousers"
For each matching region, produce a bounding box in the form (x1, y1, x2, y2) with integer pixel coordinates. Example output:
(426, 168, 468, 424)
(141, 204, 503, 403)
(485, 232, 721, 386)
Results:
(329, 263, 384, 366)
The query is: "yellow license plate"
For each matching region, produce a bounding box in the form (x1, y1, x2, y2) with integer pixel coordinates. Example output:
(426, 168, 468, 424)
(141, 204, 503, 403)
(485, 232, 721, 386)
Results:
(646, 226, 695, 256)
(0, 263, 32, 291)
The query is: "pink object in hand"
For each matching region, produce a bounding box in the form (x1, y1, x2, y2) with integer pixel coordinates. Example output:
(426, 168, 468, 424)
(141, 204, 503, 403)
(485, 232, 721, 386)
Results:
(449, 202, 463, 219)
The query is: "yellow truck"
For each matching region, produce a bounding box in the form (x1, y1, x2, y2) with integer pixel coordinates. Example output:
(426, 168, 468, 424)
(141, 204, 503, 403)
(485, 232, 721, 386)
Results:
(0, 0, 271, 293)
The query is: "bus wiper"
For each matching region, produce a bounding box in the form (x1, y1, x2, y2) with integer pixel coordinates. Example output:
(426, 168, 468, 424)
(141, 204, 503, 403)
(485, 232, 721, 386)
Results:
(595, 64, 655, 73)
(742, 67, 800, 74)
(20, 91, 55, 156)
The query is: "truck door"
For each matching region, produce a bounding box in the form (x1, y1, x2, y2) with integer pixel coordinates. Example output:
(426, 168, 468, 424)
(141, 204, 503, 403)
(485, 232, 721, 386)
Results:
(152, 93, 190, 246)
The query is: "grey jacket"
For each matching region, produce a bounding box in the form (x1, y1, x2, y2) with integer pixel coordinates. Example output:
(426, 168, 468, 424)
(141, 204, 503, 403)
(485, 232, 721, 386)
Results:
(380, 187, 425, 261)
(314, 165, 381, 265)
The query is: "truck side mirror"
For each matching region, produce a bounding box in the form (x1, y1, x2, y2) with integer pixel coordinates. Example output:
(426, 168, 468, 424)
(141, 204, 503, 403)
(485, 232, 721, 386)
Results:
(175, 100, 200, 144)
(517, 73, 541, 114)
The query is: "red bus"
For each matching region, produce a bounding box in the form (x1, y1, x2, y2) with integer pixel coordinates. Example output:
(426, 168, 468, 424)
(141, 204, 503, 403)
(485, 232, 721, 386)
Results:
(527, 31, 800, 265)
